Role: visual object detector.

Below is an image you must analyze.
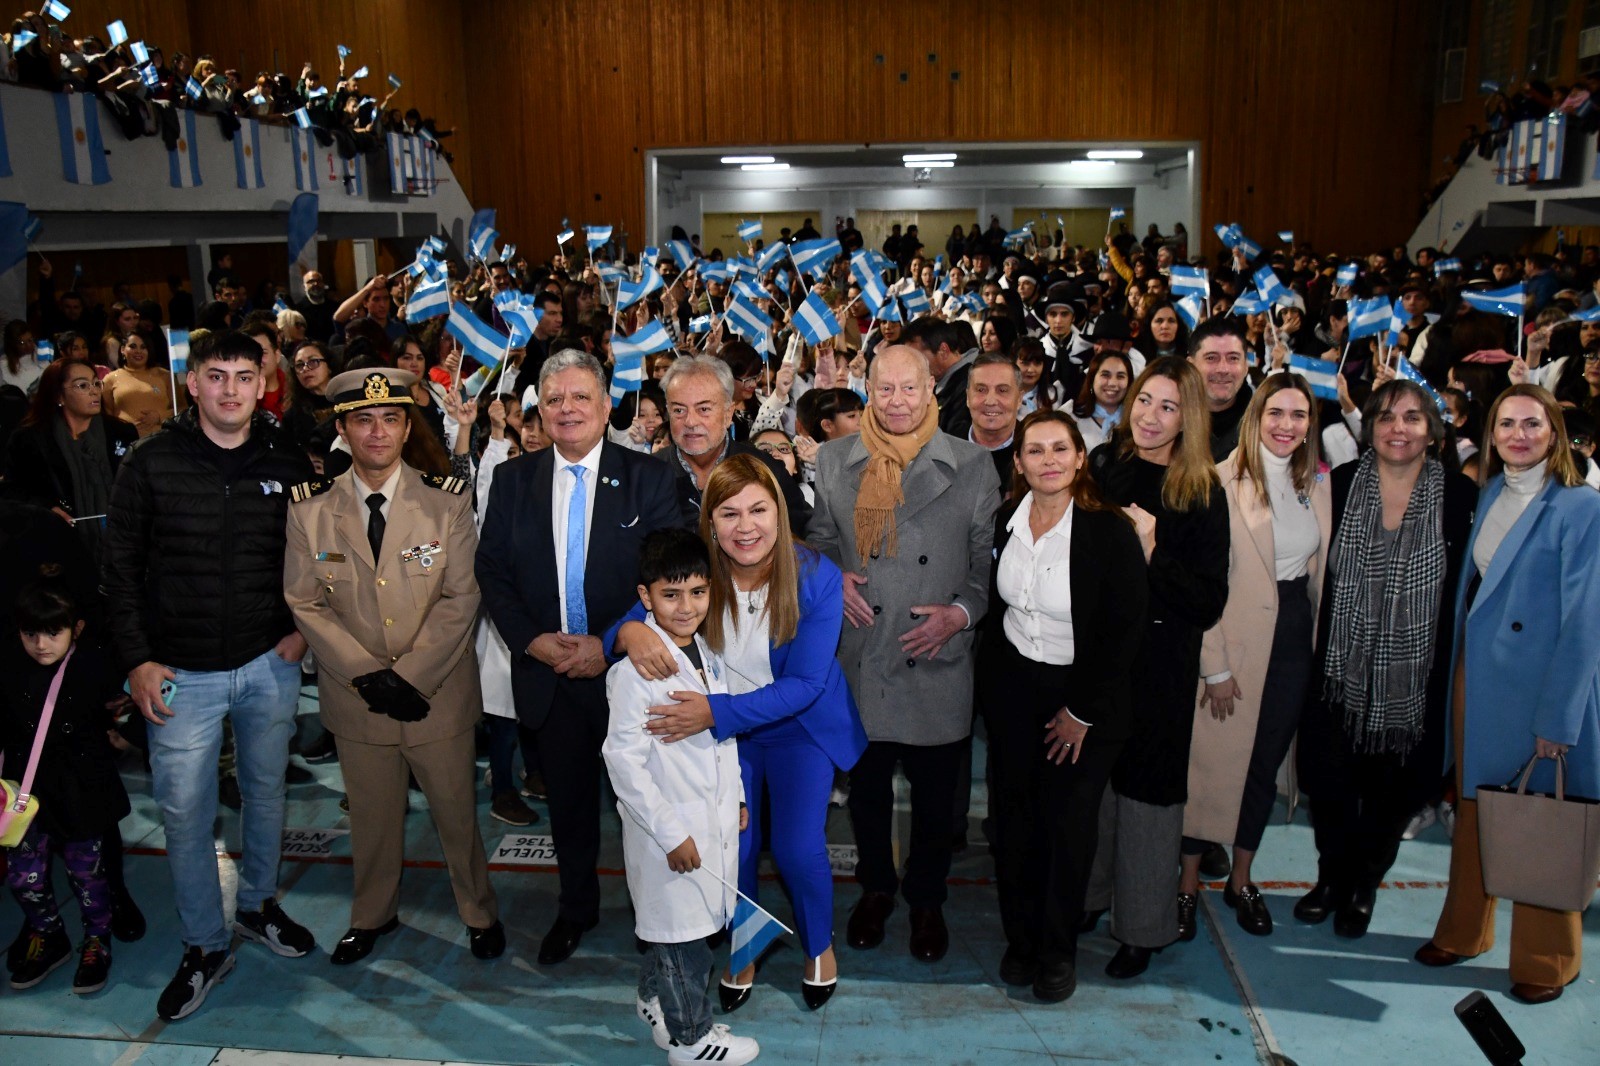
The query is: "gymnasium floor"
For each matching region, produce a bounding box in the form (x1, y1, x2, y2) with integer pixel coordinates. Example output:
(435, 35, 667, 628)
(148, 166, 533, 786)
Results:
(1, 690, 1594, 1066)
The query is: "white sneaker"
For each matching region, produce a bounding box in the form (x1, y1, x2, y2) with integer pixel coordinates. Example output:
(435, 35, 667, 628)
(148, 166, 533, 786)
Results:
(1401, 805, 1436, 841)
(1437, 801, 1456, 838)
(667, 1023, 759, 1065)
(636, 996, 674, 1051)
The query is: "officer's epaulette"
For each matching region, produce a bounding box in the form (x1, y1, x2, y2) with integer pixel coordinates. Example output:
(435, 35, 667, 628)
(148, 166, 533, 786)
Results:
(421, 473, 469, 495)
(289, 479, 334, 503)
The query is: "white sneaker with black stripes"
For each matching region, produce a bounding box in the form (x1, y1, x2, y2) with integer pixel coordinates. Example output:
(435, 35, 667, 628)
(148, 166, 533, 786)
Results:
(636, 995, 676, 1050)
(667, 1023, 758, 1065)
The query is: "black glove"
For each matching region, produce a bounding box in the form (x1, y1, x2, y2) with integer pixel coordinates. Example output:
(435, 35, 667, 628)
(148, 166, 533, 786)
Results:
(352, 669, 431, 723)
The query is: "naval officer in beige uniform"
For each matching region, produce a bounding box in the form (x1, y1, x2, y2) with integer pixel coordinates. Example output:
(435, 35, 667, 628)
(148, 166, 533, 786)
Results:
(283, 367, 502, 965)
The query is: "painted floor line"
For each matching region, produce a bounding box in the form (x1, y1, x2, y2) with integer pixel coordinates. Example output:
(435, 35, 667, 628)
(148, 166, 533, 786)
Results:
(1201, 891, 1289, 1066)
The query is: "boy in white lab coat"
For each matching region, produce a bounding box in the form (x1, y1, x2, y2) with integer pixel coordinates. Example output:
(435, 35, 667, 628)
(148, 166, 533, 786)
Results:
(602, 529, 758, 1066)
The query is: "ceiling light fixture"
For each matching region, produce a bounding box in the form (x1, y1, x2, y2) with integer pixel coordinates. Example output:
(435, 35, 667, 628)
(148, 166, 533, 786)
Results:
(1086, 150, 1144, 160)
(721, 155, 775, 164)
(903, 160, 955, 168)
(902, 152, 957, 162)
(1069, 160, 1116, 168)
(740, 162, 790, 171)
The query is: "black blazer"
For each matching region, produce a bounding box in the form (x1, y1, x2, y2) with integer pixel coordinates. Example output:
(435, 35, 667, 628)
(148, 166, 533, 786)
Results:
(475, 439, 680, 728)
(981, 498, 1149, 741)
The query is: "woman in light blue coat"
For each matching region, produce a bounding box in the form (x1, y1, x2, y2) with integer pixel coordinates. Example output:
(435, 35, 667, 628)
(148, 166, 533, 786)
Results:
(1416, 385, 1600, 1006)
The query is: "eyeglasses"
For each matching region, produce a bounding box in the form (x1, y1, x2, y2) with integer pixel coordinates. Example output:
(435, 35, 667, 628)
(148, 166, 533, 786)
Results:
(65, 379, 102, 392)
(755, 441, 793, 455)
(293, 357, 326, 372)
(1584, 352, 1600, 362)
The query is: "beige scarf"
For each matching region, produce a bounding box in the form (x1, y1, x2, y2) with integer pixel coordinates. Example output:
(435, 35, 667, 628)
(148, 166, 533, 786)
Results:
(854, 399, 939, 562)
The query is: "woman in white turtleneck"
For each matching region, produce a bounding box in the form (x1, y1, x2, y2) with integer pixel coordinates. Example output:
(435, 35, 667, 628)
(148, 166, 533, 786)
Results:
(1417, 384, 1600, 1006)
(1178, 374, 1332, 940)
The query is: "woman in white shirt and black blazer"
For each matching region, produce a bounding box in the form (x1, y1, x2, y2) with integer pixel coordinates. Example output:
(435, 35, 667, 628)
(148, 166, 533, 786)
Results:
(977, 410, 1149, 1004)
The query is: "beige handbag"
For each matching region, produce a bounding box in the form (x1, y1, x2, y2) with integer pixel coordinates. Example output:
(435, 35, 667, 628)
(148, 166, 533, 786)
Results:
(1478, 753, 1600, 913)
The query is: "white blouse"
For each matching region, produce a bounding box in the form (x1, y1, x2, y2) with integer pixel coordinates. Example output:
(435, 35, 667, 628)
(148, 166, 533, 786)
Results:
(1261, 449, 1320, 580)
(998, 495, 1075, 666)
(723, 587, 775, 696)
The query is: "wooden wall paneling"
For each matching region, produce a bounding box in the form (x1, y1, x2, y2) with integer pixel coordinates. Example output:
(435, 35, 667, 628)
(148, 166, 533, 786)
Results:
(464, 0, 1436, 268)
(24, 246, 190, 331)
(49, 0, 194, 61)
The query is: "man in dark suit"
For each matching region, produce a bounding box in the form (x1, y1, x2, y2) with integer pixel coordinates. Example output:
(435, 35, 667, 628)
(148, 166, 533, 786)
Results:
(901, 318, 977, 439)
(475, 349, 679, 965)
(966, 353, 1021, 496)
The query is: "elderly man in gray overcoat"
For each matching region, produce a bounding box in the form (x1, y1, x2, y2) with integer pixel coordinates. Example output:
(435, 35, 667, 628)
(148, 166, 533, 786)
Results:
(809, 344, 1000, 964)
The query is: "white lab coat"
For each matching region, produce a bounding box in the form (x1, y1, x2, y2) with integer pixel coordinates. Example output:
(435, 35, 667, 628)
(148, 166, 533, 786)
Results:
(602, 617, 742, 943)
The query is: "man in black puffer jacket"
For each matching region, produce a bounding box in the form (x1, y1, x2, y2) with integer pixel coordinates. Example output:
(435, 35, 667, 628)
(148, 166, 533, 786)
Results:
(102, 331, 317, 1023)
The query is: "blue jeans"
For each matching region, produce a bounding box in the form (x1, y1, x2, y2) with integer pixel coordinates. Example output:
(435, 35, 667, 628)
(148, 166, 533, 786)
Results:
(639, 938, 713, 1045)
(148, 648, 301, 952)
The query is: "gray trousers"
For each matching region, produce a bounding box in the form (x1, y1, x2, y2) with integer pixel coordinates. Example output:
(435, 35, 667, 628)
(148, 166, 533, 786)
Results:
(1084, 785, 1184, 949)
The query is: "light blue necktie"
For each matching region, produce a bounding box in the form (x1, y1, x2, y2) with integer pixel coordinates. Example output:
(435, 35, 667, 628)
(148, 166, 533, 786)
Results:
(564, 465, 588, 634)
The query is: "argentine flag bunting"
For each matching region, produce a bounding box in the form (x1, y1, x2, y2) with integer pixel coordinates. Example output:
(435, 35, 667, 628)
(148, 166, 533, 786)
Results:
(290, 124, 319, 190)
(234, 118, 265, 189)
(168, 108, 202, 188)
(55, 93, 110, 185)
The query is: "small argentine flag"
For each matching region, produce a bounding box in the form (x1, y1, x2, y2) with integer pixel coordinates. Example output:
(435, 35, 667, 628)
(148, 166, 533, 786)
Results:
(1277, 230, 1294, 244)
(610, 349, 644, 402)
(470, 225, 499, 263)
(900, 288, 932, 319)
(185, 75, 203, 101)
(35, 339, 54, 363)
(1237, 237, 1263, 262)
(1230, 290, 1268, 316)
(291, 107, 312, 129)
(612, 320, 674, 360)
(130, 40, 148, 64)
(1347, 296, 1391, 340)
(43, 1, 70, 20)
(757, 241, 788, 273)
(557, 226, 575, 246)
(23, 215, 43, 243)
(1335, 262, 1358, 288)
(1387, 299, 1408, 346)
(1287, 354, 1341, 402)
(1252, 266, 1286, 306)
(586, 224, 612, 252)
(106, 19, 127, 46)
(1108, 206, 1126, 221)
(667, 240, 694, 270)
(1459, 284, 1526, 318)
(1213, 222, 1241, 248)
(166, 328, 190, 375)
(1174, 294, 1205, 330)
(406, 277, 450, 322)
(789, 237, 840, 279)
(501, 304, 541, 348)
(54, 94, 110, 185)
(351, 65, 369, 80)
(338, 44, 351, 59)
(387, 74, 402, 91)
(1433, 257, 1463, 275)
(737, 219, 762, 242)
(689, 315, 712, 334)
(1393, 353, 1450, 415)
(445, 304, 505, 368)
(273, 295, 289, 314)
(793, 292, 842, 346)
(727, 896, 788, 977)
(1169, 265, 1209, 299)
(725, 296, 773, 341)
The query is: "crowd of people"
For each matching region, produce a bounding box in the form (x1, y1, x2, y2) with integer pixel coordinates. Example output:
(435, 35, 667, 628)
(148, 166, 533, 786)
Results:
(2, 205, 1599, 1065)
(2, 12, 455, 167)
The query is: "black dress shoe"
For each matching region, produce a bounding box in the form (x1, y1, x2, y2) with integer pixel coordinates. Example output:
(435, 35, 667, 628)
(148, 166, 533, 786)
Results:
(1333, 887, 1375, 940)
(908, 906, 948, 963)
(1176, 893, 1198, 942)
(468, 920, 505, 959)
(718, 978, 752, 1013)
(1293, 882, 1343, 925)
(1105, 943, 1160, 980)
(1198, 842, 1231, 881)
(110, 890, 147, 943)
(330, 916, 400, 965)
(846, 892, 895, 950)
(999, 946, 1040, 986)
(537, 916, 597, 965)
(1223, 883, 1273, 936)
(1032, 960, 1077, 1002)
(1076, 908, 1107, 935)
(801, 966, 836, 1010)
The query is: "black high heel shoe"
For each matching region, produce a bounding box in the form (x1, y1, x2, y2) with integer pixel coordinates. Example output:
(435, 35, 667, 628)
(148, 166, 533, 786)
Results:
(801, 953, 836, 1010)
(718, 976, 752, 1013)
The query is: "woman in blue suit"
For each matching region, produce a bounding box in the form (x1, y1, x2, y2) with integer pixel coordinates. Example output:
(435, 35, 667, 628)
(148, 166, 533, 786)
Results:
(1415, 385, 1600, 1005)
(608, 454, 867, 1012)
